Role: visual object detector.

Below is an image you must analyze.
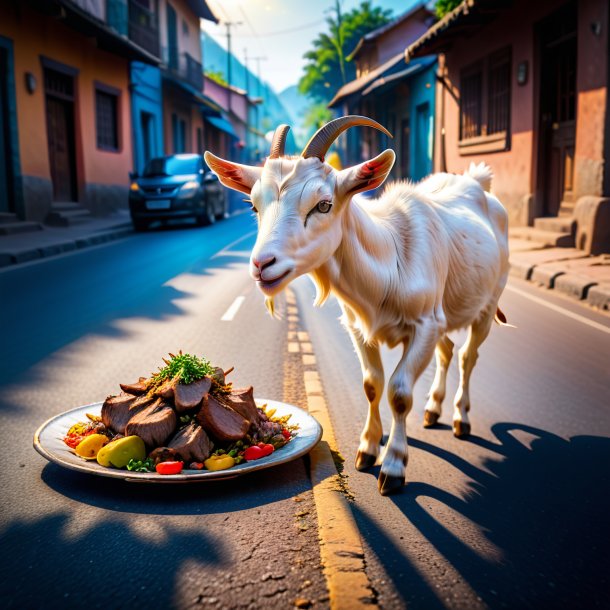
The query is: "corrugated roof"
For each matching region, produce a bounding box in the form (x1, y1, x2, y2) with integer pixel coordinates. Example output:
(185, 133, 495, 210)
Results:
(405, 0, 510, 62)
(328, 52, 404, 108)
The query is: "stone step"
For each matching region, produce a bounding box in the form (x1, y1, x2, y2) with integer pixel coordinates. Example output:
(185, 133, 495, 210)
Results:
(508, 226, 575, 248)
(45, 208, 93, 227)
(50, 201, 83, 212)
(533, 216, 575, 234)
(0, 212, 18, 224)
(0, 221, 44, 236)
(559, 201, 575, 216)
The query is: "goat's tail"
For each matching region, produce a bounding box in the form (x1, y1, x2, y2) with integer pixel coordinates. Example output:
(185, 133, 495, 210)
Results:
(466, 162, 493, 192)
(494, 307, 516, 328)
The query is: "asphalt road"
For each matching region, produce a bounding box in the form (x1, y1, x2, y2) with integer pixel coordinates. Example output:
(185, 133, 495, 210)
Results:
(293, 270, 610, 609)
(2, 212, 609, 610)
(0, 213, 328, 609)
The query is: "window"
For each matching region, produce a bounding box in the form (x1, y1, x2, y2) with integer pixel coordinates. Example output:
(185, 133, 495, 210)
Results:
(460, 64, 483, 139)
(95, 86, 120, 151)
(459, 47, 511, 154)
(487, 49, 511, 135)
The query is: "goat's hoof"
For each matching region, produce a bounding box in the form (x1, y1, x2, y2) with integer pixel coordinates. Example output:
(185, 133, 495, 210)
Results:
(378, 472, 404, 496)
(355, 451, 377, 471)
(423, 410, 440, 428)
(453, 421, 471, 438)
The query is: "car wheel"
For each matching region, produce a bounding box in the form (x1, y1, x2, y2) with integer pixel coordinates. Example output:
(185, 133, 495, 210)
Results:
(197, 202, 216, 227)
(132, 218, 148, 232)
(215, 193, 228, 220)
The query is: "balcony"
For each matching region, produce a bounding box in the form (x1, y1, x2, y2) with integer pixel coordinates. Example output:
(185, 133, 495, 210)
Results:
(106, 0, 160, 59)
(163, 48, 204, 91)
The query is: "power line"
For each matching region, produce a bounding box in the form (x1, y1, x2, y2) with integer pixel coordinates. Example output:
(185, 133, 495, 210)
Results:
(233, 18, 326, 38)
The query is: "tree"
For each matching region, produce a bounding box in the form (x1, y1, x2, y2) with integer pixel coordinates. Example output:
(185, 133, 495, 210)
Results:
(298, 1, 392, 103)
(435, 0, 463, 19)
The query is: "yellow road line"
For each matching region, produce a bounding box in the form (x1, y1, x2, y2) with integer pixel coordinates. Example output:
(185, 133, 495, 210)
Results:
(286, 288, 375, 609)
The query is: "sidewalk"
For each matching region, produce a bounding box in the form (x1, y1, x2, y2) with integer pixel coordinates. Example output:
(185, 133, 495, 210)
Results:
(0, 211, 134, 268)
(509, 238, 610, 312)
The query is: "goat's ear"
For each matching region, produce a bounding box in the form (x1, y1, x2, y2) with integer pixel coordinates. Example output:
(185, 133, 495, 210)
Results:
(337, 149, 395, 197)
(204, 151, 262, 195)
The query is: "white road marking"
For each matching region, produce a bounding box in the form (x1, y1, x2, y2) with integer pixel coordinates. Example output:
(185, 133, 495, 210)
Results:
(212, 230, 256, 259)
(221, 296, 246, 321)
(506, 284, 610, 335)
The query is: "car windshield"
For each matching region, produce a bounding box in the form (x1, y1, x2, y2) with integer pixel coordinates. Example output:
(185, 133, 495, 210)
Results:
(143, 157, 200, 177)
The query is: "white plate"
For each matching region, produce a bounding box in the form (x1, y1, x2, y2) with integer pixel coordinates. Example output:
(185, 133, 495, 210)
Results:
(146, 199, 171, 210)
(33, 398, 322, 483)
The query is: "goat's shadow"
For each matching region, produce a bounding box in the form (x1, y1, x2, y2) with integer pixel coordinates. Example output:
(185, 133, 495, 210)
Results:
(353, 423, 610, 609)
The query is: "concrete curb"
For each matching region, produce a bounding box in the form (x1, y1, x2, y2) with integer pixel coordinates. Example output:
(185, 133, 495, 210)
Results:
(0, 224, 133, 268)
(509, 248, 610, 313)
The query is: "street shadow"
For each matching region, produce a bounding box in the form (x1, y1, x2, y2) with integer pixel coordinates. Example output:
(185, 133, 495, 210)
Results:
(40, 456, 313, 516)
(0, 211, 256, 403)
(0, 512, 223, 609)
(353, 423, 610, 609)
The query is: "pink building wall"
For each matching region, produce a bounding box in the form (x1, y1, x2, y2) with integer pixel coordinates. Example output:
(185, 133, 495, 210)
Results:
(434, 0, 608, 227)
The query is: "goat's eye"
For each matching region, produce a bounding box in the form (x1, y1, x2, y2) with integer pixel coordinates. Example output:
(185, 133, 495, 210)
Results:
(316, 200, 332, 214)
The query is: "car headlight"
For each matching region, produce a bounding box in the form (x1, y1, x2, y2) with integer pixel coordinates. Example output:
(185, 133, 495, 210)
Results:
(130, 182, 141, 192)
(177, 180, 200, 199)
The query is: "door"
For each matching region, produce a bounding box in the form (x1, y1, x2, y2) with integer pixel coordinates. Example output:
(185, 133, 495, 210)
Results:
(45, 68, 77, 202)
(400, 118, 410, 179)
(166, 3, 178, 71)
(537, 1, 577, 216)
(0, 47, 11, 213)
(413, 102, 432, 181)
(141, 110, 153, 167)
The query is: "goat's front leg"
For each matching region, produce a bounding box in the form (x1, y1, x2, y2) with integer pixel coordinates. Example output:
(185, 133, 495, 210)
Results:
(423, 335, 454, 427)
(380, 318, 439, 495)
(346, 329, 385, 471)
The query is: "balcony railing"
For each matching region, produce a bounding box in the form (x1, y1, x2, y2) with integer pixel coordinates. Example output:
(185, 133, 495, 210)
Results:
(106, 0, 160, 59)
(163, 47, 204, 91)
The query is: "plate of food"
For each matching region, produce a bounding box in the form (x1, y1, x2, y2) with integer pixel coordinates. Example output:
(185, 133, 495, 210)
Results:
(33, 352, 323, 483)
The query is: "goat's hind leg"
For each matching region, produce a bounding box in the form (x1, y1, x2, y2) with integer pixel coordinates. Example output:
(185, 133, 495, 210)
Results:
(423, 335, 454, 427)
(348, 332, 385, 471)
(453, 310, 494, 438)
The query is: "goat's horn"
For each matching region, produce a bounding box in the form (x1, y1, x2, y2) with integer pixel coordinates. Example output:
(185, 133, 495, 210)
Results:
(301, 115, 392, 161)
(268, 124, 291, 158)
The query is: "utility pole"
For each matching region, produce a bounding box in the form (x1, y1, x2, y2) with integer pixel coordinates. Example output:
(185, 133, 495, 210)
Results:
(251, 56, 267, 153)
(244, 48, 250, 161)
(224, 21, 242, 112)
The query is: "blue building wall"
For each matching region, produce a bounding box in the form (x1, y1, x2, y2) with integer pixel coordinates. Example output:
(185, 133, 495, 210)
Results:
(408, 62, 436, 181)
(130, 62, 164, 174)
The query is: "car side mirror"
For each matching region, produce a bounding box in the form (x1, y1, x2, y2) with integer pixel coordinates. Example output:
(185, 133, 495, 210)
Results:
(129, 171, 138, 180)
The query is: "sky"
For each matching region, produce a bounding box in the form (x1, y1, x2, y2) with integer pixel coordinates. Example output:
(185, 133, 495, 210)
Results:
(202, 0, 427, 94)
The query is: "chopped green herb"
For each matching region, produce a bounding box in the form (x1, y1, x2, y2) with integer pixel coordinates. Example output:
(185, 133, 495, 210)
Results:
(150, 351, 214, 387)
(127, 458, 155, 472)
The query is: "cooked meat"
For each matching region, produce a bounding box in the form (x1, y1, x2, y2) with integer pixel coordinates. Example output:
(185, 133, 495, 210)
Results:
(168, 422, 213, 462)
(101, 393, 153, 435)
(148, 446, 178, 465)
(125, 398, 177, 447)
(174, 377, 211, 412)
(211, 367, 225, 386)
(197, 394, 249, 441)
(222, 387, 262, 427)
(155, 376, 178, 400)
(119, 377, 148, 395)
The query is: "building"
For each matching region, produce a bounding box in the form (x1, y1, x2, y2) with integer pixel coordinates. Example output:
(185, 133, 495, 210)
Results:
(0, 0, 162, 223)
(328, 2, 436, 181)
(406, 0, 610, 253)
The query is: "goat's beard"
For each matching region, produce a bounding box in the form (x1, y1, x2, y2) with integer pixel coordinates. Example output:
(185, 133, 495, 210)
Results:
(265, 296, 279, 319)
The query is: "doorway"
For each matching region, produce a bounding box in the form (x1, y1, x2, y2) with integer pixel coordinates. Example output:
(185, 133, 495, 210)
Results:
(166, 3, 178, 71)
(0, 46, 13, 213)
(44, 67, 77, 202)
(413, 102, 432, 181)
(400, 118, 410, 179)
(536, 1, 577, 217)
(140, 110, 154, 167)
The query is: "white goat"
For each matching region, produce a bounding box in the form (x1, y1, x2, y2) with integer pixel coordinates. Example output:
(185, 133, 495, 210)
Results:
(205, 116, 509, 495)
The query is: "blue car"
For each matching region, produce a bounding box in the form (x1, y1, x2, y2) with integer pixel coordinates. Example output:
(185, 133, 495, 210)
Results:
(129, 154, 227, 231)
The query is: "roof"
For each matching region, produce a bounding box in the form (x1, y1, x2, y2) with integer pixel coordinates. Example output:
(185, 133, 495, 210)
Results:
(361, 56, 436, 97)
(185, 0, 218, 23)
(328, 52, 404, 108)
(405, 0, 511, 62)
(347, 1, 431, 61)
